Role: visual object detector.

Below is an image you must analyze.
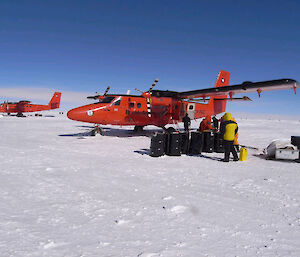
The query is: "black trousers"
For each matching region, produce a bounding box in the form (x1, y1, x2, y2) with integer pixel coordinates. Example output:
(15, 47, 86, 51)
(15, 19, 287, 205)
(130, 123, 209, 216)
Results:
(223, 140, 238, 161)
(184, 124, 189, 132)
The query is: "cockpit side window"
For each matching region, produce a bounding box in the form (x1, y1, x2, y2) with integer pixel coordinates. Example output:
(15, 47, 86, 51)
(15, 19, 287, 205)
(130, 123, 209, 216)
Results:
(113, 99, 121, 106)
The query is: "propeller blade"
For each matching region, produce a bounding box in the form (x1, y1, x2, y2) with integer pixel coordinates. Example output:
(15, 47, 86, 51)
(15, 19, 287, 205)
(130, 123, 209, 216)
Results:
(103, 86, 110, 96)
(87, 86, 110, 100)
(135, 88, 143, 94)
(148, 78, 159, 92)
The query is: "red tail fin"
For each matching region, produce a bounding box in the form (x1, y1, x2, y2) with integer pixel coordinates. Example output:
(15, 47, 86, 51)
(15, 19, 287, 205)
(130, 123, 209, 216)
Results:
(48, 92, 61, 109)
(215, 70, 230, 88)
(211, 70, 230, 114)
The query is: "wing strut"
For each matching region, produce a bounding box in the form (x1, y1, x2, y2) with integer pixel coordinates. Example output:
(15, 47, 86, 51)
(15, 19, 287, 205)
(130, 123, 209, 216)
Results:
(257, 89, 262, 98)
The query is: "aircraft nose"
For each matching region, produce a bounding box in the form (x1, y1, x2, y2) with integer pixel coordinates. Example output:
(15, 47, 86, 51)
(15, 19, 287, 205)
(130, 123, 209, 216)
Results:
(67, 106, 90, 122)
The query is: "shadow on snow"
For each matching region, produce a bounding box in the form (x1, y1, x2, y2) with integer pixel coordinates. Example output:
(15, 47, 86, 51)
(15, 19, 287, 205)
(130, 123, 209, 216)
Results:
(58, 127, 164, 138)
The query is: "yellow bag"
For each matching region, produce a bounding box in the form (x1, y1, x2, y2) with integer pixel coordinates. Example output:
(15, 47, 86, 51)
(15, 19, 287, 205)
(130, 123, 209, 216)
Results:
(239, 147, 247, 161)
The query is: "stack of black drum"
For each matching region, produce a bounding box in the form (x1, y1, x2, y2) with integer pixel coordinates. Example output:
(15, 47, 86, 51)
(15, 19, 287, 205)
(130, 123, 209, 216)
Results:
(149, 133, 167, 157)
(150, 131, 189, 157)
(150, 130, 224, 157)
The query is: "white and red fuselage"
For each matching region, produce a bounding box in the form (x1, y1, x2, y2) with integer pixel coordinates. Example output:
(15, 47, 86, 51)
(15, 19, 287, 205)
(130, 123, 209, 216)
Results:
(67, 71, 230, 127)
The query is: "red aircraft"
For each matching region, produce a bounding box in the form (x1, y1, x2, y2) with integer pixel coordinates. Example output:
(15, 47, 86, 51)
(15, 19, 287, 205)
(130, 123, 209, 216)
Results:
(0, 92, 62, 116)
(67, 70, 299, 131)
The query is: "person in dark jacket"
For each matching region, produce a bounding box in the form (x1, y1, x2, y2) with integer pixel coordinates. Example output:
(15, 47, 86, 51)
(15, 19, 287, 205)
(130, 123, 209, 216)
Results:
(220, 113, 239, 162)
(212, 116, 219, 130)
(182, 113, 191, 132)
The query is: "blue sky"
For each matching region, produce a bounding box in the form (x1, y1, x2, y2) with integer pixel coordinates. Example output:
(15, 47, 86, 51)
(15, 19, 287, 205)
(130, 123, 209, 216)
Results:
(0, 0, 299, 114)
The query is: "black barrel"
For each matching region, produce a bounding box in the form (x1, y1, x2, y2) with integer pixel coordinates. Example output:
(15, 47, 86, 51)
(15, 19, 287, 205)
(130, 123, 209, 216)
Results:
(202, 131, 214, 153)
(150, 133, 166, 157)
(166, 132, 181, 156)
(291, 136, 300, 147)
(292, 136, 300, 160)
(180, 132, 189, 154)
(189, 132, 203, 154)
(214, 132, 224, 153)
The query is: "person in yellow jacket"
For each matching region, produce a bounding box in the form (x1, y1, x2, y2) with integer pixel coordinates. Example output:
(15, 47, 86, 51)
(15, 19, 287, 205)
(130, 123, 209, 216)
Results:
(231, 117, 239, 152)
(220, 113, 239, 162)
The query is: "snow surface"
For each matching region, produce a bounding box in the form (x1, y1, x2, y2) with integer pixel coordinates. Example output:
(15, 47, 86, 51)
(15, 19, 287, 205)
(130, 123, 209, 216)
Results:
(1, 113, 300, 257)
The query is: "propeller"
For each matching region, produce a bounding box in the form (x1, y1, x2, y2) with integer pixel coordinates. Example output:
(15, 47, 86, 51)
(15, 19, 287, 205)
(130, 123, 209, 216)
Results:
(145, 78, 159, 118)
(148, 78, 159, 92)
(135, 88, 143, 94)
(135, 78, 159, 95)
(87, 86, 111, 100)
(103, 86, 110, 95)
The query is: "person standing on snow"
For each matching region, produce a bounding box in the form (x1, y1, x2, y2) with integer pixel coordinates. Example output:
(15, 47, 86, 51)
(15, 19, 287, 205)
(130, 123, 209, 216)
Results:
(199, 115, 214, 132)
(220, 113, 239, 162)
(182, 113, 191, 132)
(231, 117, 240, 152)
(212, 116, 219, 130)
(219, 114, 225, 131)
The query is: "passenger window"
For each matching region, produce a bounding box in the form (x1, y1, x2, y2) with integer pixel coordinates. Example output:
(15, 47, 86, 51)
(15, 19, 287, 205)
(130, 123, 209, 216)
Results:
(137, 103, 141, 108)
(129, 102, 134, 108)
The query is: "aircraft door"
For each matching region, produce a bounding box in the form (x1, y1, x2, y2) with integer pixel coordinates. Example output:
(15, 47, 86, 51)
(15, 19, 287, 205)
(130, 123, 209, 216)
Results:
(187, 103, 195, 119)
(109, 97, 124, 123)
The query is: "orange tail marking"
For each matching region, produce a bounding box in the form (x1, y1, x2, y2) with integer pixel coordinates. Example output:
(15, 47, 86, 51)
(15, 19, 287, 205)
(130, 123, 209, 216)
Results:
(49, 92, 62, 109)
(215, 70, 230, 88)
(211, 70, 230, 114)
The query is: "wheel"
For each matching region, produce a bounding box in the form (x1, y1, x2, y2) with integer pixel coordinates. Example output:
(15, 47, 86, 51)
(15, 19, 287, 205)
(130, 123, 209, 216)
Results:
(134, 126, 144, 132)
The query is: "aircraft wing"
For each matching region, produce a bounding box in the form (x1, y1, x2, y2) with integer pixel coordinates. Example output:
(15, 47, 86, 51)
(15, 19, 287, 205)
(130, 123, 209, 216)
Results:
(176, 79, 299, 99)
